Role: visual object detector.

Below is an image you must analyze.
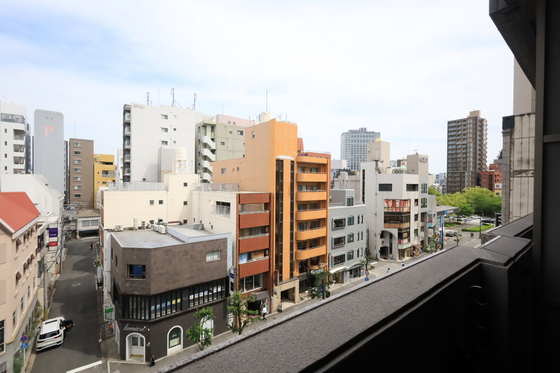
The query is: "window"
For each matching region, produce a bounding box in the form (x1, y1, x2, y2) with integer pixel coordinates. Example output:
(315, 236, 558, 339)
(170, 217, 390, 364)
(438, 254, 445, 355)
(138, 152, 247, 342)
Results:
(379, 184, 392, 191)
(73, 185, 81, 190)
(0, 319, 4, 353)
(183, 182, 188, 187)
(347, 197, 354, 206)
(406, 184, 419, 191)
(347, 233, 355, 243)
(221, 168, 226, 175)
(333, 236, 346, 248)
(12, 312, 16, 328)
(74, 142, 81, 147)
(128, 265, 146, 279)
(213, 201, 231, 216)
(73, 176, 81, 181)
(74, 167, 81, 173)
(183, 201, 188, 205)
(149, 200, 154, 205)
(161, 140, 168, 145)
(206, 251, 221, 262)
(347, 251, 355, 260)
(421, 198, 428, 208)
(252, 131, 255, 138)
(102, 170, 110, 177)
(414, 229, 419, 237)
(20, 298, 24, 311)
(347, 216, 355, 225)
(220, 141, 225, 146)
(332, 218, 346, 229)
(74, 194, 81, 198)
(333, 254, 345, 265)
(240, 274, 262, 292)
(159, 200, 164, 205)
(414, 214, 418, 221)
(237, 130, 244, 135)
(161, 127, 168, 132)
(74, 150, 81, 155)
(74, 159, 81, 164)
(161, 114, 168, 119)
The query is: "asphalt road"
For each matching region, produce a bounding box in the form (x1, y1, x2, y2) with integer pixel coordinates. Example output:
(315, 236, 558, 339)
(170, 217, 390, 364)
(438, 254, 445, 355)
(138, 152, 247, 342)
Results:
(31, 238, 102, 373)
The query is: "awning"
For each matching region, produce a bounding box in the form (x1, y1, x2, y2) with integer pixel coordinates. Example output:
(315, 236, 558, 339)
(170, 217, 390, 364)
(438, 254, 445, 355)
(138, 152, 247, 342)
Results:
(330, 266, 348, 274)
(252, 290, 269, 301)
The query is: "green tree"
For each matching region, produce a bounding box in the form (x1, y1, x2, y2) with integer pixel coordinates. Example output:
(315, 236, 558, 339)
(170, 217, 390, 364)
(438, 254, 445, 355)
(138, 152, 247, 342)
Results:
(226, 291, 260, 335)
(428, 186, 441, 197)
(437, 186, 501, 217)
(186, 307, 215, 351)
(309, 268, 334, 299)
(360, 246, 375, 271)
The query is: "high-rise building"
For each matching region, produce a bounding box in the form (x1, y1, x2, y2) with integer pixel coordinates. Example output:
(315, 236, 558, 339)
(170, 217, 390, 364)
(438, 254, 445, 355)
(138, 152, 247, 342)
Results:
(68, 139, 94, 208)
(122, 103, 211, 183)
(212, 119, 331, 311)
(446, 110, 488, 194)
(340, 128, 381, 171)
(0, 102, 27, 175)
(33, 109, 66, 198)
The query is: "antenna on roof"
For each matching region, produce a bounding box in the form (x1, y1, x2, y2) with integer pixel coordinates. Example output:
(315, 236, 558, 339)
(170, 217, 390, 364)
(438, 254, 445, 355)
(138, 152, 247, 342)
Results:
(171, 88, 182, 108)
(147, 92, 150, 105)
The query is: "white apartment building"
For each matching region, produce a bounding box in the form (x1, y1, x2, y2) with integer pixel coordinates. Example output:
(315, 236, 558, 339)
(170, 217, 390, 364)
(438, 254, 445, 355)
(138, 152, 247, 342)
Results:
(340, 127, 381, 171)
(196, 115, 254, 183)
(122, 103, 211, 183)
(361, 163, 423, 261)
(0, 103, 27, 175)
(328, 189, 367, 284)
(33, 109, 66, 198)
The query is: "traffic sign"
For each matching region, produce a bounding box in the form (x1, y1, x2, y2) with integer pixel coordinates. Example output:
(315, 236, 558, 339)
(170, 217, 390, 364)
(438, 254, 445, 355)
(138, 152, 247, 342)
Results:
(20, 335, 28, 342)
(365, 271, 369, 276)
(20, 342, 29, 349)
(105, 307, 114, 314)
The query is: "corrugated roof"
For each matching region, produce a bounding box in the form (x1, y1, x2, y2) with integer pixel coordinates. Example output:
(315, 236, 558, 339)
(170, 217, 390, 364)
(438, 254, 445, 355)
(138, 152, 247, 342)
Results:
(0, 192, 40, 232)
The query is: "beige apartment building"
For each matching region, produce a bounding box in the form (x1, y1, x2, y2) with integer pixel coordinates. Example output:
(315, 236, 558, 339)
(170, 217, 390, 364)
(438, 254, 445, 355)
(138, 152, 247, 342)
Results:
(68, 139, 94, 209)
(0, 192, 41, 373)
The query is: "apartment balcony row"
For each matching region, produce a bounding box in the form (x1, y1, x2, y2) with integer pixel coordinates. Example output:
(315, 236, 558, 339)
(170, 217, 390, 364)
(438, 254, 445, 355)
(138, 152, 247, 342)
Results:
(239, 211, 270, 229)
(296, 172, 328, 183)
(200, 160, 213, 172)
(124, 126, 131, 135)
(296, 190, 327, 202)
(295, 244, 327, 261)
(124, 141, 131, 149)
(295, 227, 327, 241)
(124, 112, 131, 123)
(296, 208, 327, 221)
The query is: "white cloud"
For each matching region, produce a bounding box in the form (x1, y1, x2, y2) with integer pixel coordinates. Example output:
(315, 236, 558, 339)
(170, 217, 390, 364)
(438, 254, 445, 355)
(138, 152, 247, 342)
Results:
(0, 0, 513, 174)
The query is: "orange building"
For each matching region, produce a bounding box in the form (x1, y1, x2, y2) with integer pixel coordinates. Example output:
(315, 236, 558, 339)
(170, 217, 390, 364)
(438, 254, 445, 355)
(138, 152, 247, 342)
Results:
(212, 119, 330, 311)
(479, 163, 503, 195)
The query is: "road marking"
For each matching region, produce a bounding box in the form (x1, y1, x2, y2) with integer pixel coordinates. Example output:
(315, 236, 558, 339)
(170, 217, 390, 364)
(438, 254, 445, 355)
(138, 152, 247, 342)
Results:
(66, 361, 102, 373)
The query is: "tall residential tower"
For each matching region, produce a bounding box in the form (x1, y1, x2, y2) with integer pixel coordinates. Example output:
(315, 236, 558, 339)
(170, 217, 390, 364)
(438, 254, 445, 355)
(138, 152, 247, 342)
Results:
(446, 110, 488, 194)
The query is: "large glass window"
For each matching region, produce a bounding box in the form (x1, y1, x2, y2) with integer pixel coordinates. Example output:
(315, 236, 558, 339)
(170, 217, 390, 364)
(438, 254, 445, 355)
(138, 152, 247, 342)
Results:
(332, 218, 345, 229)
(333, 255, 345, 265)
(347, 216, 355, 225)
(379, 184, 392, 191)
(0, 320, 4, 353)
(333, 236, 346, 248)
(206, 251, 221, 262)
(128, 265, 146, 279)
(240, 274, 263, 293)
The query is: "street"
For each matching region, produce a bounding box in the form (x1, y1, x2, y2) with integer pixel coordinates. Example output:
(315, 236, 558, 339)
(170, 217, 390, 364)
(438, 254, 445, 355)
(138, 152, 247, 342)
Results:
(30, 238, 102, 373)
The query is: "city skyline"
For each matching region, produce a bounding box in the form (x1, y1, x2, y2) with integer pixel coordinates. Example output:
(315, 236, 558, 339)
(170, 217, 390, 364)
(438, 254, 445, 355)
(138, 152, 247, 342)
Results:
(0, 0, 513, 174)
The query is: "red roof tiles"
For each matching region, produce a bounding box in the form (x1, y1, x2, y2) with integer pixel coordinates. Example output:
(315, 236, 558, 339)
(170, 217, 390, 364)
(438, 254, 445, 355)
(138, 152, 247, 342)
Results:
(0, 192, 40, 233)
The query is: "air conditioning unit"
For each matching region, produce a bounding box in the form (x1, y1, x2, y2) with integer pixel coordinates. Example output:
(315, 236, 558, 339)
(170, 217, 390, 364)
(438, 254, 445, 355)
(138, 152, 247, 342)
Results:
(115, 225, 123, 231)
(158, 225, 166, 234)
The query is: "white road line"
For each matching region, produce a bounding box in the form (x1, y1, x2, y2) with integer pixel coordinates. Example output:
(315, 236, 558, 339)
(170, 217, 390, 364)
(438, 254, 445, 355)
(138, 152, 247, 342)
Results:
(66, 360, 102, 373)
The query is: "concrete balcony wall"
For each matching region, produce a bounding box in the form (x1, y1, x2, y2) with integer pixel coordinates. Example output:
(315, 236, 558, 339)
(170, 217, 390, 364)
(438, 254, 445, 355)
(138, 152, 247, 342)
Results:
(238, 234, 269, 253)
(296, 172, 328, 183)
(296, 209, 327, 221)
(239, 257, 269, 278)
(181, 215, 533, 372)
(384, 222, 411, 229)
(295, 227, 327, 241)
(295, 244, 327, 261)
(296, 191, 327, 202)
(239, 212, 270, 229)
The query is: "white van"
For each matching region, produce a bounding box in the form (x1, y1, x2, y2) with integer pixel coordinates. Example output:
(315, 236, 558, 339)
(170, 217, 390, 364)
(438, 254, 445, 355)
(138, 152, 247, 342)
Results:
(36, 317, 66, 351)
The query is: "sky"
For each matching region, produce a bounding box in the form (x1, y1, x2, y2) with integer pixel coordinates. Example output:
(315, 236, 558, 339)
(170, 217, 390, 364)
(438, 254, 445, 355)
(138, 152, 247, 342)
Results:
(0, 0, 513, 175)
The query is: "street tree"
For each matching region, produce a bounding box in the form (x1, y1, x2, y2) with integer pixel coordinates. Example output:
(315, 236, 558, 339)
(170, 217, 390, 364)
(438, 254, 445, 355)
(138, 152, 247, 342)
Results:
(360, 246, 375, 271)
(226, 291, 260, 335)
(186, 307, 215, 351)
(309, 267, 334, 299)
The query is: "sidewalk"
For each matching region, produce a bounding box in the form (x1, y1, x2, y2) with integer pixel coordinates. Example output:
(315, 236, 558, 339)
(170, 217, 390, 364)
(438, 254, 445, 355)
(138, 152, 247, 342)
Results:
(102, 252, 434, 373)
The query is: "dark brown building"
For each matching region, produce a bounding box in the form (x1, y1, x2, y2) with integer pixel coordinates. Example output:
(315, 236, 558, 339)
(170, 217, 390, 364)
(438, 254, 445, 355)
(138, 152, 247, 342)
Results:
(110, 226, 229, 361)
(68, 138, 95, 208)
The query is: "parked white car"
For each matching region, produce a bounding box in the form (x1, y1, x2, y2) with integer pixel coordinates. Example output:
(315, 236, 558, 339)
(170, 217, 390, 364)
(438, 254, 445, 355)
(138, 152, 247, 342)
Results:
(36, 317, 74, 351)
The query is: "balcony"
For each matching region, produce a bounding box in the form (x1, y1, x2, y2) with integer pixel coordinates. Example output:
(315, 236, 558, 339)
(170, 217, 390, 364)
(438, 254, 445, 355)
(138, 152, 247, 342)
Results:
(295, 244, 327, 261)
(124, 168, 130, 175)
(179, 215, 533, 372)
(201, 160, 213, 172)
(295, 227, 327, 241)
(383, 222, 410, 229)
(296, 208, 327, 221)
(201, 135, 216, 149)
(124, 112, 131, 123)
(238, 256, 269, 278)
(201, 148, 216, 161)
(238, 234, 269, 253)
(123, 154, 131, 162)
(296, 190, 327, 202)
(296, 172, 328, 183)
(124, 141, 131, 149)
(124, 126, 131, 135)
(239, 212, 270, 229)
